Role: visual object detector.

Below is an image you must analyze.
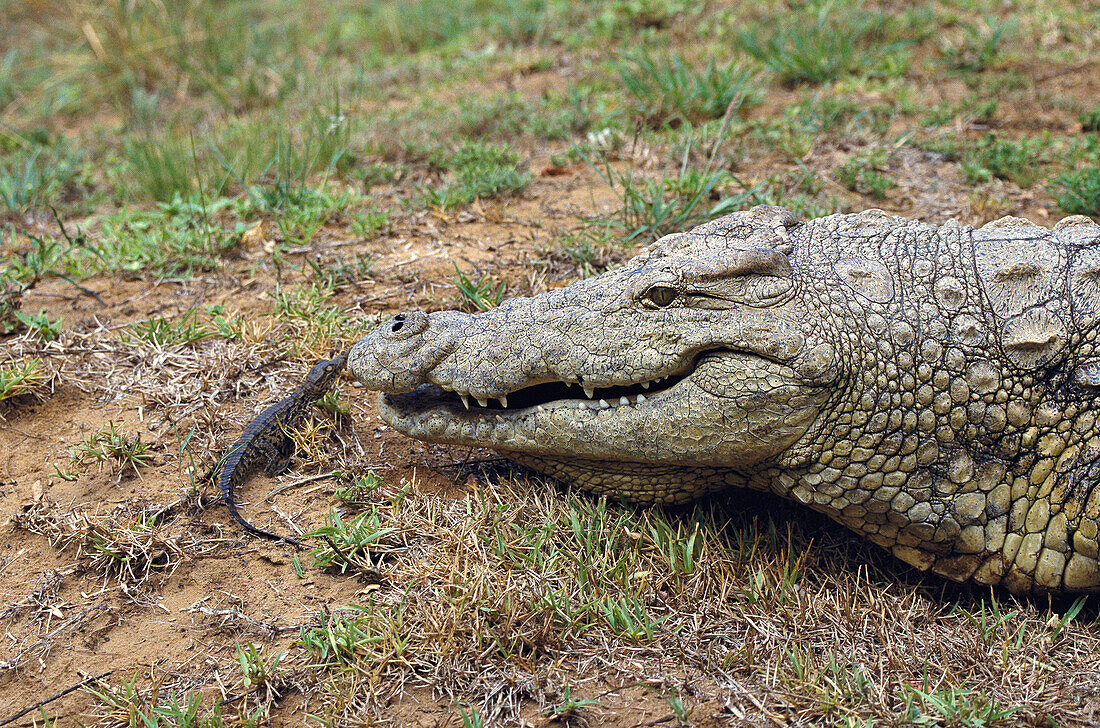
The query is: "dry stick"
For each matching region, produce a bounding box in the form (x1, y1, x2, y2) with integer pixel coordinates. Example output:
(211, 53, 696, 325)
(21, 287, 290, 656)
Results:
(51, 209, 106, 307)
(0, 669, 113, 727)
(0, 604, 108, 670)
(704, 88, 744, 175)
(55, 272, 106, 306)
(321, 535, 358, 569)
(320, 536, 385, 582)
(263, 471, 334, 501)
(1034, 60, 1092, 83)
(631, 715, 676, 728)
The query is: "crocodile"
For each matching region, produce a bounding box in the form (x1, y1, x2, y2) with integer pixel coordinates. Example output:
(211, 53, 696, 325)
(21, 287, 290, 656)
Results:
(349, 206, 1100, 594)
(206, 351, 347, 546)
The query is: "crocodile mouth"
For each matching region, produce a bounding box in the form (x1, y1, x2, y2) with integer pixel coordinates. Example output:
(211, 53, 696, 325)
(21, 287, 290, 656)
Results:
(382, 348, 774, 417)
(379, 348, 822, 467)
(384, 368, 691, 417)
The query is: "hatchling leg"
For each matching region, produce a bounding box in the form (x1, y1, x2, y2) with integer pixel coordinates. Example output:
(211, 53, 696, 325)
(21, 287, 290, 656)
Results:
(261, 437, 296, 477)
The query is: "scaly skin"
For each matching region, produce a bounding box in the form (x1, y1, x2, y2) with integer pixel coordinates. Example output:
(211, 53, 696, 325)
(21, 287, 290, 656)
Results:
(349, 206, 1100, 594)
(208, 352, 347, 546)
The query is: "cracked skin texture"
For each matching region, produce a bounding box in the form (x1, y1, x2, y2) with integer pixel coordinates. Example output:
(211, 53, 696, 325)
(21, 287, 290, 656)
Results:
(350, 205, 1100, 594)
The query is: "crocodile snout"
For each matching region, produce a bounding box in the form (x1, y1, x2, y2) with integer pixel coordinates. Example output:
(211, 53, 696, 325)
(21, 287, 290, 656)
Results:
(350, 310, 461, 393)
(381, 311, 430, 340)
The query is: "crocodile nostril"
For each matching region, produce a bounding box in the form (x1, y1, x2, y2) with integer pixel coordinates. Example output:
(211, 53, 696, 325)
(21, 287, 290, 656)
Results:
(382, 311, 429, 340)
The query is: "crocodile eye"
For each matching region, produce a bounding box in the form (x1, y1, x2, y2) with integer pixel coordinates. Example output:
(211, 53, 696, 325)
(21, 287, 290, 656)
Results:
(645, 285, 677, 307)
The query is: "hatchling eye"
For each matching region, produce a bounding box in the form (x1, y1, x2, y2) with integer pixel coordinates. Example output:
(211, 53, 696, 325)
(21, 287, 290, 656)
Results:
(645, 286, 677, 307)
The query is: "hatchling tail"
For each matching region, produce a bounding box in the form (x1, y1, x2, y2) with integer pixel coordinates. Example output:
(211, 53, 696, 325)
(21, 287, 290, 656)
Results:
(223, 490, 306, 548)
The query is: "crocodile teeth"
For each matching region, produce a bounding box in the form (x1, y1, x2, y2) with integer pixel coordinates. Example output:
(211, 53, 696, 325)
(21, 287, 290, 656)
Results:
(599, 399, 610, 409)
(499, 395, 508, 409)
(619, 396, 629, 406)
(583, 386, 595, 399)
(641, 381, 650, 389)
(536, 405, 545, 412)
(460, 394, 470, 410)
(476, 397, 488, 408)
(636, 393, 646, 403)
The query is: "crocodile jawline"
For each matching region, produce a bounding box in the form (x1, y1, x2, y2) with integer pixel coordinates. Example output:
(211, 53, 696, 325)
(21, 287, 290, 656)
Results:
(387, 349, 769, 415)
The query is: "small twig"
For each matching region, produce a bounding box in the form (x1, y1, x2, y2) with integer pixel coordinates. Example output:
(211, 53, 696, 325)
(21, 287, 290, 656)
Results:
(377, 251, 443, 271)
(453, 447, 477, 486)
(319, 536, 385, 582)
(0, 669, 113, 726)
(55, 272, 105, 306)
(0, 604, 108, 671)
(263, 472, 335, 501)
(1034, 60, 1092, 83)
(51, 209, 106, 306)
(184, 599, 298, 635)
(321, 535, 355, 567)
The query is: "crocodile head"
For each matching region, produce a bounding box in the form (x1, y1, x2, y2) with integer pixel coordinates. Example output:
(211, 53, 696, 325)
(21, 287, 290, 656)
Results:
(350, 206, 840, 502)
(307, 351, 349, 388)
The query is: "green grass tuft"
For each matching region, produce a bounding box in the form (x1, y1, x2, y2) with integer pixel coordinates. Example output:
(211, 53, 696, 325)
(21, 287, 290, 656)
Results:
(902, 685, 1021, 726)
(1050, 166, 1100, 217)
(736, 5, 911, 86)
(451, 263, 507, 312)
(960, 134, 1049, 188)
(355, 0, 548, 54)
(0, 140, 84, 212)
(615, 50, 761, 127)
(1081, 103, 1100, 132)
(938, 15, 1016, 73)
(68, 421, 154, 477)
(310, 508, 395, 574)
(76, 198, 236, 278)
(580, 144, 764, 244)
(834, 148, 896, 199)
(12, 310, 63, 341)
(420, 142, 530, 210)
(272, 188, 351, 247)
(0, 358, 48, 402)
(271, 281, 357, 350)
(333, 472, 385, 505)
(122, 133, 199, 203)
(122, 308, 215, 348)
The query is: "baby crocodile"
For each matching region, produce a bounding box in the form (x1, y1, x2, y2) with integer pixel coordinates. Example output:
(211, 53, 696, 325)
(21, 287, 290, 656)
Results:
(207, 351, 347, 546)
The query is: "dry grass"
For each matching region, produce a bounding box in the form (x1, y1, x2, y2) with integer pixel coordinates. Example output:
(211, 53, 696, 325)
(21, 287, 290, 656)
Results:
(272, 473, 1099, 725)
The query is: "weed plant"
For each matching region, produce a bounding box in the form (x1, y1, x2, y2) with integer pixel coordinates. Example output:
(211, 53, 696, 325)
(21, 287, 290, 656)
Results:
(1051, 166, 1100, 216)
(616, 50, 760, 127)
(420, 142, 530, 210)
(961, 134, 1055, 188)
(736, 4, 912, 85)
